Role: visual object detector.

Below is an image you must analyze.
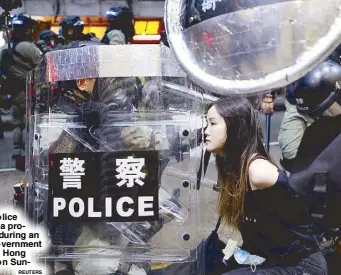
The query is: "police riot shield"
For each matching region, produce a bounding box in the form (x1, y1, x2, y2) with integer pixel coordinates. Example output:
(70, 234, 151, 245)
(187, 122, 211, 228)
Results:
(25, 44, 214, 272)
(165, 0, 341, 95)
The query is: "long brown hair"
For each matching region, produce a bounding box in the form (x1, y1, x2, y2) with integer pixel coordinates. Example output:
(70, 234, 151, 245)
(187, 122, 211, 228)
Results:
(210, 96, 274, 229)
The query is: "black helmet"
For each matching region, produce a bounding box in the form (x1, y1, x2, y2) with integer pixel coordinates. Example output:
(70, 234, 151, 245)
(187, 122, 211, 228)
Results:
(53, 40, 104, 107)
(9, 13, 36, 41)
(106, 4, 133, 21)
(39, 29, 57, 41)
(58, 16, 84, 40)
(293, 60, 341, 116)
(104, 4, 135, 43)
(9, 13, 34, 28)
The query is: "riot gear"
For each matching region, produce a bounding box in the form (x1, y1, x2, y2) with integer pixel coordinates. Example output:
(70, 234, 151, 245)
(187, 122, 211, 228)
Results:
(0, 12, 42, 163)
(106, 4, 133, 21)
(9, 13, 35, 42)
(39, 29, 57, 47)
(35, 30, 58, 54)
(294, 60, 341, 117)
(58, 16, 85, 42)
(25, 43, 206, 274)
(289, 60, 341, 275)
(101, 4, 135, 44)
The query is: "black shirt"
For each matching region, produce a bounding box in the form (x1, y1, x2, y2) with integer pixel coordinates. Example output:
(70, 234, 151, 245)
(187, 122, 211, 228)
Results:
(240, 169, 317, 266)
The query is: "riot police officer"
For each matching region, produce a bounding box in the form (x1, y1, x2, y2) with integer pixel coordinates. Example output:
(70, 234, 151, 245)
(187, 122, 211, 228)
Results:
(58, 16, 99, 45)
(34, 29, 58, 55)
(291, 59, 341, 275)
(38, 29, 57, 48)
(0, 13, 42, 166)
(292, 59, 341, 172)
(101, 4, 135, 45)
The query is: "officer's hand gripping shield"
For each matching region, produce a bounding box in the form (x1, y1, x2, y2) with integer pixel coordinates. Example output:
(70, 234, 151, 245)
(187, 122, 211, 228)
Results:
(25, 45, 213, 269)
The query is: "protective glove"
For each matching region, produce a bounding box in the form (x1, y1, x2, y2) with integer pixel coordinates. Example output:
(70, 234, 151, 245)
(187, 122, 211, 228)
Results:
(35, 40, 51, 55)
(120, 126, 152, 150)
(76, 101, 106, 128)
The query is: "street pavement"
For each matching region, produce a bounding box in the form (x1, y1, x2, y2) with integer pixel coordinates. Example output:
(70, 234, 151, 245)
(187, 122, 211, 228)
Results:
(0, 113, 16, 170)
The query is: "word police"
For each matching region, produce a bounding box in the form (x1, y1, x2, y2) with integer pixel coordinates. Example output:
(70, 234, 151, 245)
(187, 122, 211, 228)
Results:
(51, 155, 158, 220)
(53, 196, 155, 218)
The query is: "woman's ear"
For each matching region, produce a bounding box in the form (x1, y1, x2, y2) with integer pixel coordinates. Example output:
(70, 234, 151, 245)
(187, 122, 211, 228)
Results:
(76, 79, 87, 91)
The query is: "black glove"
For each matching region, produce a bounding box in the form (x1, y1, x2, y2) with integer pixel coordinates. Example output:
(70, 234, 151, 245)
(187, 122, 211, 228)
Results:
(77, 101, 106, 128)
(35, 40, 51, 55)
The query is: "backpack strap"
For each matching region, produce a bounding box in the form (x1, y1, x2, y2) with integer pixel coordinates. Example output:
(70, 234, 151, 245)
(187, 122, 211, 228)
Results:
(213, 216, 222, 234)
(195, 149, 222, 232)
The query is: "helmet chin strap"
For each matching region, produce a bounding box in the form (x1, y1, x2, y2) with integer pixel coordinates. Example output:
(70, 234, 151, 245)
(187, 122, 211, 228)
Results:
(65, 89, 91, 105)
(312, 85, 341, 117)
(298, 92, 338, 117)
(323, 101, 341, 117)
(75, 89, 91, 101)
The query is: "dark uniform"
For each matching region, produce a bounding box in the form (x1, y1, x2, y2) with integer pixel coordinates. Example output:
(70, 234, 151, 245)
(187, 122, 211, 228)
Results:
(290, 60, 341, 275)
(58, 16, 99, 47)
(101, 4, 135, 45)
(0, 13, 42, 159)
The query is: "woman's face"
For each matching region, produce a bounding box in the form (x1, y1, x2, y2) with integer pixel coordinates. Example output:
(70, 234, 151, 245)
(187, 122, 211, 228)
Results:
(205, 105, 227, 154)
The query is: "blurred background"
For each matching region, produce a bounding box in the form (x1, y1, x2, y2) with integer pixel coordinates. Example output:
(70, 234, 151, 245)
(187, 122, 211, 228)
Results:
(0, 0, 167, 47)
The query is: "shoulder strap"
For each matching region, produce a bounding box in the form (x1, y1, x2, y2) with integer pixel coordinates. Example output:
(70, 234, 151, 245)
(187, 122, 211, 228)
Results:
(213, 216, 222, 233)
(195, 149, 222, 231)
(196, 149, 211, 190)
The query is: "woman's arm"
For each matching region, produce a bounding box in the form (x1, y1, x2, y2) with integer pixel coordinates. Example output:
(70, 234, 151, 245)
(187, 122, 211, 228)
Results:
(248, 159, 279, 190)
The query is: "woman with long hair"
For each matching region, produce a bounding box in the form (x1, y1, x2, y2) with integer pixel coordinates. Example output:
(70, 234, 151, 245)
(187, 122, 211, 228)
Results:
(205, 96, 327, 274)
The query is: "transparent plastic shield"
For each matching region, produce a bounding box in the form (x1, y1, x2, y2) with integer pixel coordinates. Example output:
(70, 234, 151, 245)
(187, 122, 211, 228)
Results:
(165, 0, 341, 94)
(25, 45, 210, 267)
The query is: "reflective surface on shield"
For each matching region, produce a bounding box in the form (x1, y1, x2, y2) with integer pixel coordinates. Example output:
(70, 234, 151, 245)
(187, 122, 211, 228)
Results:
(34, 44, 186, 84)
(25, 45, 213, 267)
(165, 0, 341, 95)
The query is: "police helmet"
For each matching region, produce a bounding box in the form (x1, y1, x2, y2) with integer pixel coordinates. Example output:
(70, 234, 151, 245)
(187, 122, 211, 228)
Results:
(106, 4, 133, 21)
(9, 13, 34, 29)
(59, 16, 84, 35)
(55, 40, 104, 104)
(39, 30, 57, 41)
(293, 60, 341, 116)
